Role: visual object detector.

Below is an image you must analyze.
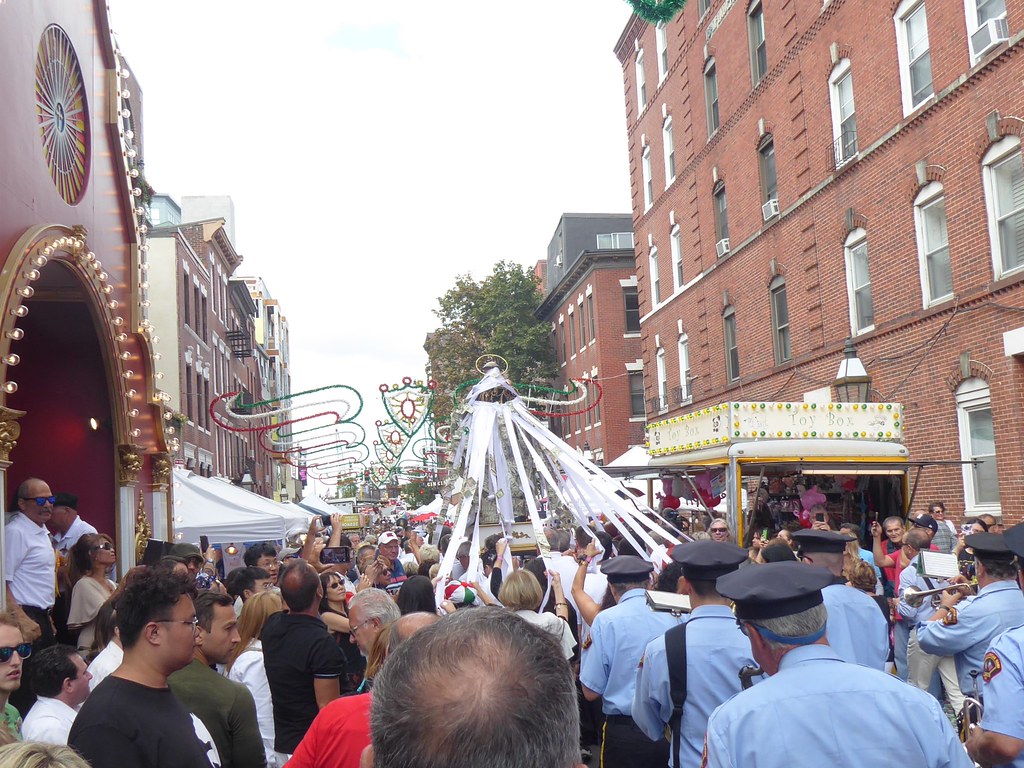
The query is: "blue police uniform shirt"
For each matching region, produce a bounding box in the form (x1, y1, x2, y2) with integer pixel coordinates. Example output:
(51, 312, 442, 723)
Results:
(632, 605, 757, 768)
(979, 624, 1024, 768)
(579, 588, 679, 716)
(704, 644, 972, 768)
(896, 556, 952, 627)
(822, 582, 888, 669)
(917, 580, 1024, 694)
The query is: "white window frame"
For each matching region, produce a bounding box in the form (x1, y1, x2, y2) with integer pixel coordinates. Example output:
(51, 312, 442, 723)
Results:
(714, 184, 729, 242)
(704, 59, 719, 138)
(769, 276, 791, 364)
(723, 306, 740, 382)
(956, 378, 1001, 514)
(749, 0, 767, 85)
(656, 22, 669, 83)
(844, 228, 875, 335)
(670, 224, 684, 290)
(759, 136, 778, 205)
(982, 135, 1024, 279)
(914, 182, 954, 306)
(895, 0, 934, 114)
(964, 0, 1008, 64)
(677, 334, 691, 404)
(656, 347, 668, 410)
(828, 59, 857, 166)
(663, 117, 676, 187)
(635, 50, 648, 112)
(649, 247, 661, 305)
(642, 146, 654, 211)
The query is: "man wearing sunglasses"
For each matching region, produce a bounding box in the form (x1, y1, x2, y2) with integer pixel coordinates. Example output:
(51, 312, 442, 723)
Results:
(5, 478, 59, 713)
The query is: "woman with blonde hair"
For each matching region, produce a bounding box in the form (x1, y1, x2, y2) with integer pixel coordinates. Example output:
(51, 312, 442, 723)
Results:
(225, 590, 284, 767)
(499, 569, 575, 659)
(0, 742, 91, 768)
(66, 533, 116, 653)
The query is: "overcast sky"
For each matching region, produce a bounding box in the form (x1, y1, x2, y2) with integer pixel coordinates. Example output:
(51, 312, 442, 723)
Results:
(106, 0, 635, 493)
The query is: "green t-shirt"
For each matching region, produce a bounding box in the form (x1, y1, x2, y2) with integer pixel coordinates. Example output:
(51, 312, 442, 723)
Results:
(3, 702, 22, 740)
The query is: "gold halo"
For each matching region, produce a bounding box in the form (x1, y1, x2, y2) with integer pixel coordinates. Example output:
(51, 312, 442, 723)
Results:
(475, 354, 508, 375)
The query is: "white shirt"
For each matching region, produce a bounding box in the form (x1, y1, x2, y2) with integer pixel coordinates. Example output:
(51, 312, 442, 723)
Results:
(226, 641, 277, 767)
(87, 642, 123, 690)
(4, 512, 56, 608)
(22, 695, 77, 745)
(52, 515, 98, 559)
(515, 609, 577, 659)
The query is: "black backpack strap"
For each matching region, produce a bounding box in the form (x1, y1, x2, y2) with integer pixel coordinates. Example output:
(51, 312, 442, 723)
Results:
(665, 621, 688, 766)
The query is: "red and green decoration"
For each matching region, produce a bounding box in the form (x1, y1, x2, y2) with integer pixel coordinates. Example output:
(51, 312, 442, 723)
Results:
(628, 0, 687, 23)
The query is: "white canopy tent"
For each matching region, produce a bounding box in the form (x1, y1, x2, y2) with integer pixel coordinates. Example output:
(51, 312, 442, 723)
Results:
(201, 475, 314, 533)
(297, 492, 338, 517)
(172, 469, 289, 544)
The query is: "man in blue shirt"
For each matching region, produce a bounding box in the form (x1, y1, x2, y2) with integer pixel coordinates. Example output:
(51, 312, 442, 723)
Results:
(705, 561, 971, 768)
(580, 556, 677, 768)
(632, 541, 756, 768)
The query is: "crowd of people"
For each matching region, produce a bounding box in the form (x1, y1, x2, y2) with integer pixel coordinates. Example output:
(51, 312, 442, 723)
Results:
(4, 475, 1024, 767)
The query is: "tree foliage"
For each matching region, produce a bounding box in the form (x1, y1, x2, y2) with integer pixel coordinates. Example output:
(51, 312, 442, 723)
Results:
(424, 261, 557, 425)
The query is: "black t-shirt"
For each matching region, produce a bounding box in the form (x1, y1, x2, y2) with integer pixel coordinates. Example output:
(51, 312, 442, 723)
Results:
(262, 611, 345, 753)
(68, 675, 216, 768)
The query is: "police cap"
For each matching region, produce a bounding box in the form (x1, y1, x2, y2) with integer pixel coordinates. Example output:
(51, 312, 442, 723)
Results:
(791, 529, 853, 554)
(670, 540, 748, 580)
(717, 561, 833, 621)
(964, 532, 1015, 560)
(1002, 523, 1024, 559)
(600, 555, 655, 583)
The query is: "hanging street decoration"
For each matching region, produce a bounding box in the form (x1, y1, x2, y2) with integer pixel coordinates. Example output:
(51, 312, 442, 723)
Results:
(376, 419, 410, 458)
(627, 0, 687, 24)
(380, 377, 435, 438)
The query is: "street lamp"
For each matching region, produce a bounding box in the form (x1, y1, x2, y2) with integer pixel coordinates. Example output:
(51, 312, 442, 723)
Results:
(240, 472, 254, 492)
(833, 338, 872, 403)
(582, 440, 594, 462)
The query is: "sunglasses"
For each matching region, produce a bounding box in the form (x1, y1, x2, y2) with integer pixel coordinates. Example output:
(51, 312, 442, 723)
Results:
(0, 643, 32, 663)
(21, 496, 55, 507)
(92, 542, 114, 552)
(711, 528, 729, 534)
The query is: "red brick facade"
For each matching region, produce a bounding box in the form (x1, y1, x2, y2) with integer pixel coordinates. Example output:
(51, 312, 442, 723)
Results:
(616, 0, 1024, 522)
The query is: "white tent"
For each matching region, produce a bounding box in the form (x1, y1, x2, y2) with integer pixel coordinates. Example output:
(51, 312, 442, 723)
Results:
(298, 492, 337, 517)
(202, 475, 314, 532)
(411, 493, 444, 516)
(172, 469, 288, 544)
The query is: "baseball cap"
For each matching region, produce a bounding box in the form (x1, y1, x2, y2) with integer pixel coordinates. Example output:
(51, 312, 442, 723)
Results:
(911, 514, 938, 533)
(378, 531, 400, 546)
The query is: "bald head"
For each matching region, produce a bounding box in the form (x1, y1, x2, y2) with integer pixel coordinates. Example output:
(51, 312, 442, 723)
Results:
(279, 560, 321, 612)
(388, 612, 439, 654)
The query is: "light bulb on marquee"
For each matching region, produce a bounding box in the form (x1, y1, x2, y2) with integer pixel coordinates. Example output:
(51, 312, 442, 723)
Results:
(123, 370, 133, 379)
(107, 300, 118, 310)
(102, 285, 113, 294)
(31, 255, 46, 267)
(126, 389, 136, 398)
(98, 271, 107, 281)
(3, 355, 19, 366)
(17, 287, 34, 298)
(10, 306, 28, 317)
(113, 317, 123, 326)
(117, 333, 127, 342)
(23, 270, 39, 281)
(129, 409, 139, 418)
(130, 428, 140, 438)
(6, 329, 24, 341)
(2, 383, 17, 394)
(119, 351, 130, 360)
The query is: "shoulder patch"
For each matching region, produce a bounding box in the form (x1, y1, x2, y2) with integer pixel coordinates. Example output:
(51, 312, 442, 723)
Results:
(942, 607, 958, 626)
(638, 652, 645, 670)
(983, 650, 1003, 682)
(582, 635, 592, 650)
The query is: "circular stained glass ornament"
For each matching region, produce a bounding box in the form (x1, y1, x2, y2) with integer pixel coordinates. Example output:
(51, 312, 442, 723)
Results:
(35, 25, 90, 205)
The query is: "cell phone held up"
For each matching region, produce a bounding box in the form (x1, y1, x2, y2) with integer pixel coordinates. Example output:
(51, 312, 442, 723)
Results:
(319, 546, 351, 566)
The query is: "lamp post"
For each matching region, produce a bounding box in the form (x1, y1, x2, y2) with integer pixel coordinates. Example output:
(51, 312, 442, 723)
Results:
(833, 338, 872, 403)
(582, 440, 594, 462)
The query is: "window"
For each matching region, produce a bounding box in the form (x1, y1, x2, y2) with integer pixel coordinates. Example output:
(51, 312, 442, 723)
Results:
(656, 348, 668, 410)
(569, 312, 577, 355)
(759, 137, 778, 206)
(656, 23, 669, 83)
(649, 247, 661, 305)
(185, 363, 193, 422)
(623, 286, 641, 333)
(704, 59, 720, 136)
(714, 183, 729, 242)
(770, 276, 791, 363)
(587, 295, 596, 341)
(559, 321, 566, 364)
(677, 335, 691, 403)
(183, 274, 191, 328)
(845, 229, 875, 334)
(635, 50, 647, 111)
(671, 225, 684, 289)
(749, 1, 768, 85)
(196, 370, 203, 429)
(723, 306, 740, 381)
(896, 0, 933, 112)
(663, 117, 676, 185)
(983, 136, 1024, 277)
(642, 147, 654, 210)
(698, 0, 710, 16)
(629, 371, 646, 418)
(578, 304, 586, 351)
(967, 0, 1008, 61)
(596, 232, 634, 249)
(829, 60, 857, 165)
(914, 183, 953, 305)
(956, 378, 1001, 512)
(201, 294, 208, 341)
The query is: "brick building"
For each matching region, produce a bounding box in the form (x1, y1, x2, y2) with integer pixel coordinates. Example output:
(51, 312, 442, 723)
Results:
(536, 214, 646, 465)
(616, 0, 1024, 521)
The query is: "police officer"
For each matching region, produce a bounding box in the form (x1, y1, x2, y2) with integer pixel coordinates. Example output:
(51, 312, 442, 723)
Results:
(580, 555, 677, 768)
(791, 529, 888, 669)
(917, 532, 1024, 696)
(632, 541, 756, 768)
(705, 561, 971, 768)
(967, 522, 1024, 767)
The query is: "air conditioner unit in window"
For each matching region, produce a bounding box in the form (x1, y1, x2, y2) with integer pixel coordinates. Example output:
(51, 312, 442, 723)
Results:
(715, 238, 730, 258)
(762, 199, 780, 221)
(971, 16, 1009, 58)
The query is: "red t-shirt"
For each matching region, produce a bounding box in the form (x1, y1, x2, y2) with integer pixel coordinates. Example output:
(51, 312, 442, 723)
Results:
(287, 693, 371, 768)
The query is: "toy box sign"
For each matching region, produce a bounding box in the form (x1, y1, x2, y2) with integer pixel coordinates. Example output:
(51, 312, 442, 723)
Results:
(647, 402, 903, 457)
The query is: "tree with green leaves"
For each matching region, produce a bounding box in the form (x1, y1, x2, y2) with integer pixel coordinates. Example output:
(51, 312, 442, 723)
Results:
(424, 260, 557, 425)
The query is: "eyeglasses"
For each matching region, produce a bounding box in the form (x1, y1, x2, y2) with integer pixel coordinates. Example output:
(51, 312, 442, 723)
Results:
(156, 617, 200, 630)
(0, 644, 32, 663)
(350, 618, 376, 634)
(20, 496, 55, 507)
(92, 542, 114, 552)
(735, 619, 760, 638)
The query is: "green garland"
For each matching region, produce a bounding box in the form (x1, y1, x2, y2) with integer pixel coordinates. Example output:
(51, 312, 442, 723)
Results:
(628, 0, 687, 24)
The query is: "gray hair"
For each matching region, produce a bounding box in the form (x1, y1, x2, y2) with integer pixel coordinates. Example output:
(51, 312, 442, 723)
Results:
(750, 603, 827, 652)
(371, 608, 580, 768)
(349, 588, 401, 627)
